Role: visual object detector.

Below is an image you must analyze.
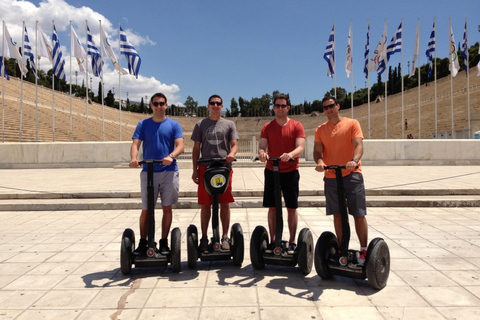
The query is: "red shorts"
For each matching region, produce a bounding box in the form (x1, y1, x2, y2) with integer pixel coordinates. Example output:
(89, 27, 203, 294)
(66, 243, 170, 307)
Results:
(197, 164, 234, 206)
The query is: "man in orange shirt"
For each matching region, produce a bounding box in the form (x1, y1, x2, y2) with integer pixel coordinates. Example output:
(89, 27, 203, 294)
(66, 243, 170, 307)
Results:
(313, 96, 368, 266)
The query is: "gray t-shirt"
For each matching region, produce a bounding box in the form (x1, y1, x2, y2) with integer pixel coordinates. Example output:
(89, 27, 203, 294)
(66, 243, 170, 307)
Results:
(191, 118, 239, 167)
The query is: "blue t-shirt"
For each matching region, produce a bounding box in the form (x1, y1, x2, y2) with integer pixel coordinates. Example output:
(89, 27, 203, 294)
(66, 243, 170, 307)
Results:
(132, 117, 184, 172)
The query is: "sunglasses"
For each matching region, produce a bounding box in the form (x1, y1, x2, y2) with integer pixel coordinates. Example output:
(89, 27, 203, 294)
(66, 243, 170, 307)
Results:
(274, 104, 288, 108)
(323, 103, 336, 110)
(152, 101, 166, 107)
(209, 101, 222, 106)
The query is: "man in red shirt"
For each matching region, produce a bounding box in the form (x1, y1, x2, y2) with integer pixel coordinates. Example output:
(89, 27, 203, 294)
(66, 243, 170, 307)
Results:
(258, 93, 305, 255)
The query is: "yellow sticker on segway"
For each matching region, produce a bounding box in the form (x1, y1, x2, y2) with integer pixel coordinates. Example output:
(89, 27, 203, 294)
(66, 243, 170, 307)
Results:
(210, 174, 226, 188)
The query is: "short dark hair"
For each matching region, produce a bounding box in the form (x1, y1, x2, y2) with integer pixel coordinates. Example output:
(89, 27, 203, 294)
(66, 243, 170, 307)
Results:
(208, 94, 223, 105)
(273, 93, 291, 106)
(322, 96, 338, 104)
(150, 92, 167, 104)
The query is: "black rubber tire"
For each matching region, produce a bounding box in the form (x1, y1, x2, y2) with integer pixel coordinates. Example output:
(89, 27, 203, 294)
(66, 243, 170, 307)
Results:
(297, 228, 314, 275)
(170, 227, 181, 273)
(120, 228, 135, 275)
(314, 231, 338, 279)
(250, 226, 268, 270)
(230, 223, 244, 266)
(187, 224, 198, 269)
(366, 238, 390, 290)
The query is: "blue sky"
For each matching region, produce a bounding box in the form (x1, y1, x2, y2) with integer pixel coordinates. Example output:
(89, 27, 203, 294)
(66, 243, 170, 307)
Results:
(1, 0, 479, 107)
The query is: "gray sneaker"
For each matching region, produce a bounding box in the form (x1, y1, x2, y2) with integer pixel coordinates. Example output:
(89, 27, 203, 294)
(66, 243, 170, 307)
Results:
(287, 243, 296, 255)
(221, 237, 230, 250)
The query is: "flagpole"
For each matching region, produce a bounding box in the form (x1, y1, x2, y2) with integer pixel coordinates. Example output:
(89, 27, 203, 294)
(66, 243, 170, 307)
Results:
(35, 21, 39, 141)
(20, 21, 25, 142)
(1, 21, 5, 143)
(465, 18, 470, 138)
(400, 18, 404, 139)
(416, 18, 421, 140)
(433, 17, 438, 139)
(349, 19, 354, 118)
(99, 20, 105, 141)
(118, 21, 122, 141)
(69, 21, 73, 141)
(85, 20, 89, 141)
(449, 18, 454, 138)
(384, 19, 388, 139)
(365, 19, 371, 139)
(51, 20, 55, 142)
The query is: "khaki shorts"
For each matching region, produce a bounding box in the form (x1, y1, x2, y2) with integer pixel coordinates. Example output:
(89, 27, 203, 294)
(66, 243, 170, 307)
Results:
(140, 170, 179, 209)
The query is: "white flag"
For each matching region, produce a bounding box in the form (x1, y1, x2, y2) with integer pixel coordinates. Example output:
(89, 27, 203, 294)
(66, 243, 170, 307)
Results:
(345, 22, 353, 78)
(409, 21, 420, 77)
(70, 26, 87, 72)
(449, 25, 460, 77)
(368, 20, 387, 73)
(37, 25, 53, 63)
(477, 46, 480, 77)
(99, 24, 128, 75)
(3, 24, 28, 76)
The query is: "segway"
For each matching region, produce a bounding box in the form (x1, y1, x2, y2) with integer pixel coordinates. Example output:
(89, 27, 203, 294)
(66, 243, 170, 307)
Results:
(314, 165, 390, 289)
(250, 157, 313, 275)
(120, 159, 181, 274)
(187, 158, 244, 268)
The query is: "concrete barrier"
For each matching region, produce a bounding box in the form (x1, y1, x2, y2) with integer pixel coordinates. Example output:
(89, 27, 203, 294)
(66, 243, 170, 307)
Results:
(1, 138, 480, 168)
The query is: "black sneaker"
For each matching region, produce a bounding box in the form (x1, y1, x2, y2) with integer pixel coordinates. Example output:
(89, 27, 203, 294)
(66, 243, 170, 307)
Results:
(264, 242, 274, 254)
(133, 238, 148, 256)
(200, 236, 209, 253)
(159, 238, 170, 255)
(287, 243, 297, 255)
(329, 248, 342, 263)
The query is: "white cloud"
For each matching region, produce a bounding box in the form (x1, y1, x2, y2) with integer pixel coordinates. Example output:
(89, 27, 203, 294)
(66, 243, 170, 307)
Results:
(1, 0, 180, 105)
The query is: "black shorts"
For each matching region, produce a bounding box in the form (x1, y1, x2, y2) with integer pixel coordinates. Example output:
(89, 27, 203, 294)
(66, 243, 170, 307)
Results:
(324, 172, 367, 217)
(263, 169, 300, 209)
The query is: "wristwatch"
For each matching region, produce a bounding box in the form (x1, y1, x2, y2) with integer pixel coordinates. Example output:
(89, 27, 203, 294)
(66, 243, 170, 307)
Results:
(352, 158, 359, 164)
(169, 154, 175, 159)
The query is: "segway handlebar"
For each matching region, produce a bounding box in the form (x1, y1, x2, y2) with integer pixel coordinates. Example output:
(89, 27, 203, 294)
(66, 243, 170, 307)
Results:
(139, 159, 164, 165)
(197, 158, 237, 165)
(253, 156, 295, 162)
(324, 165, 358, 170)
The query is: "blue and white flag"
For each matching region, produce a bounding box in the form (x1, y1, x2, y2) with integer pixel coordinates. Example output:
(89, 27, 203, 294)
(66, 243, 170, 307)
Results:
(120, 26, 141, 78)
(0, 56, 10, 80)
(386, 22, 402, 62)
(24, 26, 37, 78)
(52, 24, 66, 81)
(425, 20, 436, 79)
(323, 24, 335, 77)
(461, 21, 468, 75)
(363, 22, 370, 79)
(87, 25, 102, 78)
(449, 24, 460, 77)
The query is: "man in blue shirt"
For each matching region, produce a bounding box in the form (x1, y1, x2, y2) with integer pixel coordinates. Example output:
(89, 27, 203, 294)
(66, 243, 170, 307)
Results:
(130, 92, 184, 255)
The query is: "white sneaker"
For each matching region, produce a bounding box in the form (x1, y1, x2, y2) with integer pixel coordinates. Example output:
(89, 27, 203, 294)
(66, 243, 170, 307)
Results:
(221, 237, 230, 250)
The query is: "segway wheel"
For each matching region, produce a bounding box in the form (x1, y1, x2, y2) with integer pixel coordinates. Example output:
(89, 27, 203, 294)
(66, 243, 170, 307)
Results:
(170, 227, 181, 273)
(230, 223, 244, 266)
(314, 231, 338, 279)
(297, 228, 314, 275)
(187, 224, 198, 269)
(250, 226, 268, 270)
(120, 228, 135, 275)
(366, 238, 390, 290)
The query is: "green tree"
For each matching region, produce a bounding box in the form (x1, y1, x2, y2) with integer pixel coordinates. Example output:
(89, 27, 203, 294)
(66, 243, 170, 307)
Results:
(229, 98, 239, 117)
(184, 95, 198, 116)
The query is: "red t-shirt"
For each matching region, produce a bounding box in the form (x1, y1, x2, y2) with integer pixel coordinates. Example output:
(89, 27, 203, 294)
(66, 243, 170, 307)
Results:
(260, 119, 305, 172)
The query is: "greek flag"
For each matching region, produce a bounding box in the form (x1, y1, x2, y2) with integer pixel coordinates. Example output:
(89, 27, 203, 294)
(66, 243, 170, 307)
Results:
(24, 26, 37, 78)
(425, 20, 436, 79)
(368, 20, 387, 74)
(363, 22, 370, 79)
(386, 22, 402, 62)
(120, 26, 141, 78)
(461, 21, 468, 75)
(0, 56, 10, 80)
(323, 25, 335, 77)
(87, 25, 102, 78)
(52, 24, 66, 81)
